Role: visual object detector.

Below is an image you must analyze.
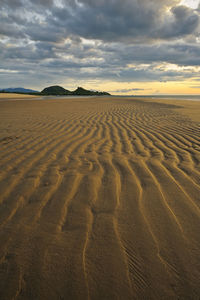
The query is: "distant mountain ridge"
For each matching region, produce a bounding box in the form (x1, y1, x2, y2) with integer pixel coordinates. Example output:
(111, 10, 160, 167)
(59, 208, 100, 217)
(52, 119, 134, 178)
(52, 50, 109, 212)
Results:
(0, 87, 39, 93)
(41, 85, 110, 96)
(0, 85, 110, 96)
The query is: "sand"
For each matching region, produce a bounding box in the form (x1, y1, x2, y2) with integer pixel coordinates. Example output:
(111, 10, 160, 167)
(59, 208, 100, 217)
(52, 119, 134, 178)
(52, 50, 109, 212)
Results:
(0, 93, 39, 100)
(0, 95, 200, 299)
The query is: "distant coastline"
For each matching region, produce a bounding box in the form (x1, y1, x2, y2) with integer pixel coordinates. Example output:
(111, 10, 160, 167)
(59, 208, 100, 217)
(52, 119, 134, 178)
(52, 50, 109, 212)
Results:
(0, 85, 110, 97)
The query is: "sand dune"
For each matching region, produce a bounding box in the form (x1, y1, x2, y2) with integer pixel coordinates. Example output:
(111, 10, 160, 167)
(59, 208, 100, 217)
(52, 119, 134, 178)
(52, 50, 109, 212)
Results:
(0, 96, 200, 299)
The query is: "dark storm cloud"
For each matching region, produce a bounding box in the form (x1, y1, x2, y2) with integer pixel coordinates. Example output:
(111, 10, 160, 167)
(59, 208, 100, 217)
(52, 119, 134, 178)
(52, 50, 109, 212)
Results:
(110, 88, 150, 93)
(0, 0, 200, 88)
(158, 5, 199, 38)
(31, 0, 54, 6)
(25, 25, 67, 43)
(1, 0, 199, 42)
(0, 0, 23, 8)
(49, 0, 199, 42)
(101, 42, 200, 67)
(0, 23, 25, 38)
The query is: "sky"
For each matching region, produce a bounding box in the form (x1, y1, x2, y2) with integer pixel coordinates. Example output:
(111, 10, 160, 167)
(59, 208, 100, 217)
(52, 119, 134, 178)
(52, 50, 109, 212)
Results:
(0, 0, 200, 95)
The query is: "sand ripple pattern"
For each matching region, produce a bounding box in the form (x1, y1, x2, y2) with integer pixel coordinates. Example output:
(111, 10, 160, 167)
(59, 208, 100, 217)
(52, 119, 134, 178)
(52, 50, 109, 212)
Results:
(0, 97, 200, 299)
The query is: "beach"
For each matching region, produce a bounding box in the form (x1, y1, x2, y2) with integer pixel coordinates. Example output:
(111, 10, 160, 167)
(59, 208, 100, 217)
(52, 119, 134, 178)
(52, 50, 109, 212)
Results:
(0, 94, 200, 299)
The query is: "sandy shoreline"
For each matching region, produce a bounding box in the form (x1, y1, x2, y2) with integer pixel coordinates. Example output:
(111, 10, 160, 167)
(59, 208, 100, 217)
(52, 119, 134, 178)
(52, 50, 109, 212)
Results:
(0, 93, 39, 100)
(0, 96, 200, 299)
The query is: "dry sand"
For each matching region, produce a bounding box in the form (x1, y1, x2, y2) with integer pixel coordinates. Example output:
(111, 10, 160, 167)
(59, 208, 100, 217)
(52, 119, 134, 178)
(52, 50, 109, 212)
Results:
(0, 95, 200, 299)
(0, 93, 39, 100)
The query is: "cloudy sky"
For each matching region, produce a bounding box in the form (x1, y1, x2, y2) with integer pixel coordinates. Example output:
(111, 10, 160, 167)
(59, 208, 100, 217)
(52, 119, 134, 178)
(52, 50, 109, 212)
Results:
(0, 0, 200, 94)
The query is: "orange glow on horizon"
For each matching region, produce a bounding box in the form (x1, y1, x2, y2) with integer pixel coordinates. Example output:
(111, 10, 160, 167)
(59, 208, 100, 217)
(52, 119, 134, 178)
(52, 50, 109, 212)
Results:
(62, 80, 200, 96)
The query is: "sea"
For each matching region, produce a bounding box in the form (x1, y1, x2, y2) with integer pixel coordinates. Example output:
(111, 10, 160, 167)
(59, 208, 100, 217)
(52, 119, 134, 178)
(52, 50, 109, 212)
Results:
(0, 94, 200, 101)
(111, 95, 200, 101)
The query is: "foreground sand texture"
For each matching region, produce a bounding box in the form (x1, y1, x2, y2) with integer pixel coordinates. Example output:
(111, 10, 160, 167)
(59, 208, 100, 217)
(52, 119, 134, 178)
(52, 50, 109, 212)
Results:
(0, 96, 200, 299)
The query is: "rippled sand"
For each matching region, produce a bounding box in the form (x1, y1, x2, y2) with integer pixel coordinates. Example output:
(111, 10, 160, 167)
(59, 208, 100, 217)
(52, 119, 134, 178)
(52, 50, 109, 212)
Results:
(0, 95, 200, 299)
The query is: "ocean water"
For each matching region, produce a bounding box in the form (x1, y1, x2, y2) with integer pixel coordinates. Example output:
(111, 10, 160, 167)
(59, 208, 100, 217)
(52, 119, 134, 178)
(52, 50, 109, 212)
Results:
(1, 94, 200, 101)
(113, 95, 200, 101)
(145, 95, 200, 101)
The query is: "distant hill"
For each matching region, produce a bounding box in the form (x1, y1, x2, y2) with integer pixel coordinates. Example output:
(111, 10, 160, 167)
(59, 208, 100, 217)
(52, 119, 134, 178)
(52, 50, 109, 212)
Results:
(0, 85, 110, 96)
(41, 85, 72, 95)
(73, 87, 110, 96)
(41, 85, 110, 96)
(0, 87, 39, 93)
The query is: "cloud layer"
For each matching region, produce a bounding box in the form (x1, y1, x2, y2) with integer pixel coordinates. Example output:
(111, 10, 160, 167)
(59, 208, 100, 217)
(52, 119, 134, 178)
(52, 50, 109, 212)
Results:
(0, 0, 200, 90)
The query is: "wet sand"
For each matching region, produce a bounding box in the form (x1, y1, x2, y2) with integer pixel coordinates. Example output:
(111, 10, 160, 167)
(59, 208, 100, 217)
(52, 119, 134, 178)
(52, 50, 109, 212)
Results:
(0, 95, 200, 299)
